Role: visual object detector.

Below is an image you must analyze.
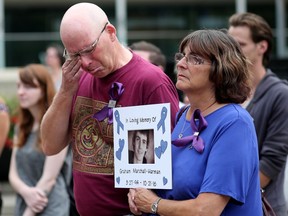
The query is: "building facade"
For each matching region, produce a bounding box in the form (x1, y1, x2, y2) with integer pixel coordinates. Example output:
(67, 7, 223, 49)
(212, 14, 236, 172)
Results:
(2, 0, 288, 78)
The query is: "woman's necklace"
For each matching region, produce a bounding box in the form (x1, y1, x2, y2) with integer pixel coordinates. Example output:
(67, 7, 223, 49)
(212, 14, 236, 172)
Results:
(178, 119, 190, 138)
(178, 100, 217, 139)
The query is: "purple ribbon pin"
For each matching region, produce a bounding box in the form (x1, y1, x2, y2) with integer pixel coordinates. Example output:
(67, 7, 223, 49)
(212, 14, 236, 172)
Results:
(93, 82, 124, 124)
(172, 109, 208, 153)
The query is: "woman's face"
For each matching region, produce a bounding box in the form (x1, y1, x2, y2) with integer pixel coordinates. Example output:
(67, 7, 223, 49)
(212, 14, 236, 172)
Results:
(45, 47, 61, 69)
(17, 78, 42, 110)
(175, 46, 213, 96)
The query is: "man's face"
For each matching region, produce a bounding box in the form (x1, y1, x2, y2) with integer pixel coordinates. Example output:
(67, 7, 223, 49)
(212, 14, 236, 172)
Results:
(61, 22, 115, 78)
(228, 25, 259, 65)
(134, 131, 148, 161)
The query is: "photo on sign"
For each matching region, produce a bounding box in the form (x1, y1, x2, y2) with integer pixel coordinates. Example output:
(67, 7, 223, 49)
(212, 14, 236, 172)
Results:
(128, 129, 155, 164)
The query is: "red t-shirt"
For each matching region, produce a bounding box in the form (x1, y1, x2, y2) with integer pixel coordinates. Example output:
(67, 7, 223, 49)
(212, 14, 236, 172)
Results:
(70, 53, 179, 215)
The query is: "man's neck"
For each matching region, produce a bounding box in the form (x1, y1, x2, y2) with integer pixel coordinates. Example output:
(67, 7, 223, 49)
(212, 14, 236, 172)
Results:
(250, 63, 266, 92)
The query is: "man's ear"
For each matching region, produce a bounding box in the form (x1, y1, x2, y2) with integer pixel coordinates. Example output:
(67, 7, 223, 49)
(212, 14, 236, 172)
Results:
(257, 40, 268, 54)
(106, 23, 117, 41)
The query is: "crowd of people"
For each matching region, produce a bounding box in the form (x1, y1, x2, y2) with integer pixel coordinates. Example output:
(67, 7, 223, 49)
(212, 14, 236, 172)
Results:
(0, 2, 287, 216)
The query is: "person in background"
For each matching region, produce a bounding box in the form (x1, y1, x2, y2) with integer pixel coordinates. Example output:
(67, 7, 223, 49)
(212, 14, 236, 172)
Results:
(0, 97, 10, 157)
(128, 29, 262, 215)
(44, 44, 65, 91)
(9, 64, 69, 216)
(0, 96, 10, 214)
(130, 41, 185, 107)
(129, 41, 166, 71)
(129, 130, 150, 164)
(228, 12, 288, 215)
(44, 43, 79, 216)
(40, 2, 179, 216)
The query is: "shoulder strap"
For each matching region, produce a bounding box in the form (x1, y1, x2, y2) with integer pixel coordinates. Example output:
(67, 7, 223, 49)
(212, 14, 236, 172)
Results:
(176, 105, 189, 123)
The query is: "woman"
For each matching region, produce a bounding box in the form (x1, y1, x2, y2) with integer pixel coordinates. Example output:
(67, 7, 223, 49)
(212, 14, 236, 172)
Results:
(128, 29, 262, 215)
(0, 96, 10, 214)
(44, 44, 65, 91)
(0, 96, 10, 157)
(9, 64, 69, 216)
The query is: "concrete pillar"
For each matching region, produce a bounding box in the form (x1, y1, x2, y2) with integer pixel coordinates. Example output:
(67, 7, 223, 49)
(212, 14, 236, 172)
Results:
(115, 0, 127, 46)
(275, 0, 287, 58)
(235, 0, 247, 13)
(0, 0, 5, 68)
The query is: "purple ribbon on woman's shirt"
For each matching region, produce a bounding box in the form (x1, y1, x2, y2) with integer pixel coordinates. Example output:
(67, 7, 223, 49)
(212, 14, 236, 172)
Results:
(93, 82, 124, 124)
(172, 109, 208, 153)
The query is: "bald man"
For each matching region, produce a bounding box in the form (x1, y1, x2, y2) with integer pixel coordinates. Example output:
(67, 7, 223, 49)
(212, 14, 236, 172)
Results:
(41, 3, 179, 215)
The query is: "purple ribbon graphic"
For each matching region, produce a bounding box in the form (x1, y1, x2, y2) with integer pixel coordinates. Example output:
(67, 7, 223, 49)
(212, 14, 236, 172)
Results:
(172, 109, 207, 153)
(157, 107, 168, 134)
(114, 110, 124, 134)
(93, 82, 124, 124)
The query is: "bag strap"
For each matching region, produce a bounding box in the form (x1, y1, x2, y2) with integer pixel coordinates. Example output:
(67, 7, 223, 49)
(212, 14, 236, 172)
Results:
(176, 105, 189, 123)
(261, 189, 276, 216)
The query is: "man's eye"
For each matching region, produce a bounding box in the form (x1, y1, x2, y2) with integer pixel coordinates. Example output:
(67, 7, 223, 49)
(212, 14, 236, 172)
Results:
(69, 53, 78, 58)
(81, 48, 93, 55)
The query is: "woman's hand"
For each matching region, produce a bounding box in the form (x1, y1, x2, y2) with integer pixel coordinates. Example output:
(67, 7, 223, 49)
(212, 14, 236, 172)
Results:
(128, 188, 142, 215)
(22, 187, 48, 213)
(23, 207, 36, 216)
(128, 188, 159, 214)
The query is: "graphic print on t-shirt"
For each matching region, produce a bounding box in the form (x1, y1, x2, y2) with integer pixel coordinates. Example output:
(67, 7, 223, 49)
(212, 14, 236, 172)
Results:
(71, 96, 115, 175)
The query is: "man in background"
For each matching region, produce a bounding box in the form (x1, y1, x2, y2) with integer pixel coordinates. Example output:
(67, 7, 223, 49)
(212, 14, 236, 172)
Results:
(228, 12, 288, 215)
(130, 41, 186, 107)
(129, 40, 166, 71)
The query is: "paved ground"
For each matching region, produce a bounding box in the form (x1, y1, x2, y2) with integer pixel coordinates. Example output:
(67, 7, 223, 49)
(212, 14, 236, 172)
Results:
(1, 171, 288, 216)
(1, 182, 15, 216)
(0, 152, 287, 216)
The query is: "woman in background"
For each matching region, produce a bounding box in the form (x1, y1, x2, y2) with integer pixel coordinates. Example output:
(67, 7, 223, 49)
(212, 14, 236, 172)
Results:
(0, 96, 10, 157)
(44, 44, 65, 91)
(0, 96, 10, 214)
(9, 64, 69, 216)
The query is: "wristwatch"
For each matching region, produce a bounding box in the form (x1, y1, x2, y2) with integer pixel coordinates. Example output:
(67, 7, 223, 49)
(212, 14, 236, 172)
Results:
(151, 198, 161, 214)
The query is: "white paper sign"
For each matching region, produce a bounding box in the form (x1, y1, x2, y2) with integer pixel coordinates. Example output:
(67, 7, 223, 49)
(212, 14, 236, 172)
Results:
(113, 103, 172, 189)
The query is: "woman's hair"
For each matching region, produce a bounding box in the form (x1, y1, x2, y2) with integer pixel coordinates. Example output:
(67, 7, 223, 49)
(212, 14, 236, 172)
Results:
(179, 29, 251, 104)
(16, 64, 56, 150)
